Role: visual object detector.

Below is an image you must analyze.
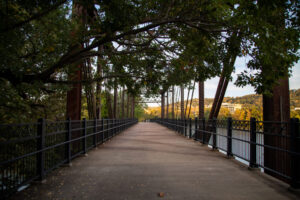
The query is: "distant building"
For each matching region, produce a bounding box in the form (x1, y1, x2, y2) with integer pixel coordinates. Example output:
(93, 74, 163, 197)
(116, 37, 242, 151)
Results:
(221, 103, 242, 113)
(205, 103, 242, 113)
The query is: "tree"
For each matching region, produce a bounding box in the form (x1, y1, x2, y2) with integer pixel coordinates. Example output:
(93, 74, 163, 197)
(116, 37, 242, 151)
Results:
(1, 0, 299, 123)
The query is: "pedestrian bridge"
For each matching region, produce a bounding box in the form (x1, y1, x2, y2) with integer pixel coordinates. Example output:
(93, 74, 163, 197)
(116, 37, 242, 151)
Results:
(9, 122, 299, 200)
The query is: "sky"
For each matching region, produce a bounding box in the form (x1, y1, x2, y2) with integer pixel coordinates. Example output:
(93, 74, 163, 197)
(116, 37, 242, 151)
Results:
(147, 57, 300, 107)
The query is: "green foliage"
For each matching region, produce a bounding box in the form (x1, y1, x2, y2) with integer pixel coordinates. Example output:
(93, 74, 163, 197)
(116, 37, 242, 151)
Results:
(0, 3, 72, 123)
(235, 1, 300, 94)
(0, 0, 299, 123)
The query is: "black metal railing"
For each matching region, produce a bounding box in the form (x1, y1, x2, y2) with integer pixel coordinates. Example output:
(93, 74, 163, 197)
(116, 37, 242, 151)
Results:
(0, 118, 137, 198)
(151, 117, 300, 189)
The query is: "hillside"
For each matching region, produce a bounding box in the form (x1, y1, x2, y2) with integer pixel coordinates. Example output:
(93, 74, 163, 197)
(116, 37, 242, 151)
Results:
(199, 88, 299, 108)
(145, 89, 300, 120)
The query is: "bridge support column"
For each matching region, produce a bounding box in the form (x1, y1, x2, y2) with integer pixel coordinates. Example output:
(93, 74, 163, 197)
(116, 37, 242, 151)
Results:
(263, 78, 290, 182)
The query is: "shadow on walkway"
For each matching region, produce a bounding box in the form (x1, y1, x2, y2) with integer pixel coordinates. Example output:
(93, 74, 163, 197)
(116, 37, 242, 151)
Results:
(11, 122, 300, 200)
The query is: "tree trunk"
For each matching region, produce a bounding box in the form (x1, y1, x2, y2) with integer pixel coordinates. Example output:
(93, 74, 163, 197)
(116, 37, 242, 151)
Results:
(166, 90, 169, 119)
(96, 45, 103, 119)
(180, 85, 184, 119)
(198, 81, 204, 119)
(66, 66, 82, 120)
(161, 92, 165, 119)
(263, 78, 290, 182)
(131, 95, 135, 118)
(260, 1, 291, 182)
(113, 81, 117, 119)
(66, 2, 84, 120)
(188, 81, 196, 118)
(127, 92, 130, 118)
(172, 86, 175, 119)
(106, 89, 113, 118)
(83, 58, 96, 119)
(121, 88, 125, 119)
(185, 82, 191, 117)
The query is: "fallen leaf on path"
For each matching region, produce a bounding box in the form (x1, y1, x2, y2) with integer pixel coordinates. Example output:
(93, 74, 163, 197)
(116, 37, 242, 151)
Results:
(158, 192, 164, 197)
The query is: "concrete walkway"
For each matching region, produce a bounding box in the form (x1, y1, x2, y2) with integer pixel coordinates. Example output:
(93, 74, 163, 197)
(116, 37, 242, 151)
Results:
(12, 123, 299, 200)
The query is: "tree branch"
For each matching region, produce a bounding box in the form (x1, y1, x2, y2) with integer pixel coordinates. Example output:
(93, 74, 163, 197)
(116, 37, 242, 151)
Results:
(1, 0, 68, 33)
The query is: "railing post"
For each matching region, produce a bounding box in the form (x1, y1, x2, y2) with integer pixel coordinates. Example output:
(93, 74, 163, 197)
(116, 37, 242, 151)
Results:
(37, 118, 45, 181)
(65, 117, 71, 164)
(93, 118, 97, 147)
(212, 118, 217, 149)
(112, 119, 114, 137)
(189, 118, 192, 138)
(173, 119, 175, 131)
(111, 119, 113, 137)
(115, 119, 117, 136)
(110, 119, 115, 138)
(194, 117, 198, 141)
(106, 119, 108, 139)
(181, 119, 183, 135)
(184, 119, 187, 137)
(182, 119, 184, 135)
(116, 119, 118, 134)
(290, 118, 300, 189)
(249, 117, 258, 169)
(227, 117, 233, 158)
(109, 119, 111, 139)
(82, 118, 87, 154)
(102, 119, 105, 143)
(202, 118, 205, 144)
(109, 119, 111, 137)
(173, 119, 175, 130)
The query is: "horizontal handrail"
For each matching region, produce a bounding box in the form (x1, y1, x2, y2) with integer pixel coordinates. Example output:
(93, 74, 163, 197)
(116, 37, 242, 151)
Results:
(151, 117, 300, 189)
(0, 118, 138, 199)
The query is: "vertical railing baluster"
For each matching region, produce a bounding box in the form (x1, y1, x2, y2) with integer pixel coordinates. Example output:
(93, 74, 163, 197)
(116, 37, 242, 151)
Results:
(93, 118, 97, 147)
(291, 118, 300, 189)
(82, 118, 87, 154)
(202, 118, 205, 144)
(65, 117, 71, 164)
(184, 119, 187, 137)
(195, 117, 198, 141)
(37, 118, 45, 181)
(212, 118, 217, 149)
(227, 117, 233, 158)
(189, 118, 192, 138)
(102, 119, 104, 143)
(249, 117, 257, 169)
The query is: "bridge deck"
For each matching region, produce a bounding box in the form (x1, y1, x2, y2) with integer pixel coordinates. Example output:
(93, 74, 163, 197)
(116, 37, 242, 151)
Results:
(12, 123, 298, 200)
